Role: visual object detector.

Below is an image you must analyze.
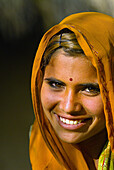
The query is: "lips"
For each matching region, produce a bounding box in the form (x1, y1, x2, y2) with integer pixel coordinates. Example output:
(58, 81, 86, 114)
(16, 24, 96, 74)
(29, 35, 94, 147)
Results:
(60, 116, 82, 125)
(54, 113, 91, 130)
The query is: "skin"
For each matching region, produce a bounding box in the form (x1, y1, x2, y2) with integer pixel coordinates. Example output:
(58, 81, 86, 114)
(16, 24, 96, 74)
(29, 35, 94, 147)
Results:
(41, 49, 106, 145)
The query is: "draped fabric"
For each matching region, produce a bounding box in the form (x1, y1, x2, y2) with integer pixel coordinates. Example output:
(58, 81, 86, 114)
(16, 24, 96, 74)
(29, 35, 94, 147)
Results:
(30, 12, 114, 169)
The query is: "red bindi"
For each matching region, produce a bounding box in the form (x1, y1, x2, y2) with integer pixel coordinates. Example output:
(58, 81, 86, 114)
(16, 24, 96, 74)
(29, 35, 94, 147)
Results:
(69, 78, 73, 81)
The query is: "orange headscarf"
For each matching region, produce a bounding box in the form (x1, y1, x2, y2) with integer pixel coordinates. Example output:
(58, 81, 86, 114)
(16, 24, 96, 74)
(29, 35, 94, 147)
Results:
(30, 12, 114, 169)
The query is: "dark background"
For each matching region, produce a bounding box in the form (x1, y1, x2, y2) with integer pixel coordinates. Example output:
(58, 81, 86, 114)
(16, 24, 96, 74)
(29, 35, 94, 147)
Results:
(0, 0, 113, 169)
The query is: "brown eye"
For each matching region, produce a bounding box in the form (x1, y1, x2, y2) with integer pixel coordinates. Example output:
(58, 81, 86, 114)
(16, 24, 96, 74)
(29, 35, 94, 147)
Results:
(86, 85, 99, 91)
(85, 87, 100, 94)
(44, 78, 65, 90)
(49, 81, 63, 88)
(81, 84, 100, 96)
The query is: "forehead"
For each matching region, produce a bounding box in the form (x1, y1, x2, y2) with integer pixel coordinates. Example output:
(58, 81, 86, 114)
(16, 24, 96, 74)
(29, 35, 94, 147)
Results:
(44, 49, 97, 83)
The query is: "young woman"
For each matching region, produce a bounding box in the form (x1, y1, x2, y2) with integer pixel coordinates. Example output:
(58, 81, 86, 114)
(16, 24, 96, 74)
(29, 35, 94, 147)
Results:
(29, 12, 114, 170)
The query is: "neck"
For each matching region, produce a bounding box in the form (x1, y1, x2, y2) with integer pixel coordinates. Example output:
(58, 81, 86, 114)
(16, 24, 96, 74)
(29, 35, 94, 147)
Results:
(73, 128, 108, 169)
(79, 129, 107, 158)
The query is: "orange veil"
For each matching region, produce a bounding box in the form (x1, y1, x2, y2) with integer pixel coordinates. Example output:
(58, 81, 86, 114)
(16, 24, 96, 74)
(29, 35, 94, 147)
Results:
(30, 12, 114, 169)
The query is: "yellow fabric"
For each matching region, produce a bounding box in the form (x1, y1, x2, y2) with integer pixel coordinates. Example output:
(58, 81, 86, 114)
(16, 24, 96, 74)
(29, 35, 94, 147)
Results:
(30, 12, 114, 169)
(98, 141, 114, 170)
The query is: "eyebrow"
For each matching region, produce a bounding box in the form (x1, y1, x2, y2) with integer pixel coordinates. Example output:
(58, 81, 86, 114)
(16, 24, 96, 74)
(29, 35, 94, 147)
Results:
(44, 77, 66, 85)
(77, 83, 99, 88)
(44, 77, 99, 87)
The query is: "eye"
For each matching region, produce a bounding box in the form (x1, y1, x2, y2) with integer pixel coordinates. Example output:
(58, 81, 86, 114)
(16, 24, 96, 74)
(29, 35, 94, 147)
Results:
(44, 78, 65, 90)
(48, 81, 64, 89)
(81, 84, 100, 96)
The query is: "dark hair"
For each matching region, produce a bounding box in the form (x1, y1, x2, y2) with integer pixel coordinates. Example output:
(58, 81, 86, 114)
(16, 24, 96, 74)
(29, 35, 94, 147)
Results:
(41, 29, 84, 73)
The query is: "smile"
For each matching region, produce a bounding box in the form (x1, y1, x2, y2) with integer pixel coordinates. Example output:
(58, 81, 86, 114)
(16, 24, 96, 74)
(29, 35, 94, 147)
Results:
(60, 116, 82, 125)
(56, 114, 92, 130)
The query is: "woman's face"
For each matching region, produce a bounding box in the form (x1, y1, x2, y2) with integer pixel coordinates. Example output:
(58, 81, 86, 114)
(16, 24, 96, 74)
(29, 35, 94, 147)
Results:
(41, 49, 105, 144)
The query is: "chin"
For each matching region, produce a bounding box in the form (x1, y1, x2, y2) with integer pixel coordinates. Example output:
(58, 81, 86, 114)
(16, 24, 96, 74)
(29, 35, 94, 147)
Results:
(57, 132, 85, 144)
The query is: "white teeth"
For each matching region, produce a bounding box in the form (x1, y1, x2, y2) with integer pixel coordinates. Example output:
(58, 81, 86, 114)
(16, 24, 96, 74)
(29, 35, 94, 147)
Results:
(74, 120, 78, 125)
(69, 120, 74, 125)
(63, 118, 66, 123)
(66, 119, 70, 124)
(60, 117, 82, 125)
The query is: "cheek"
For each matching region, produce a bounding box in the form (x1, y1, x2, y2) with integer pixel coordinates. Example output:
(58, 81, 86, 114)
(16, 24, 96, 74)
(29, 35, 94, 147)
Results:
(41, 85, 58, 111)
(82, 96, 104, 116)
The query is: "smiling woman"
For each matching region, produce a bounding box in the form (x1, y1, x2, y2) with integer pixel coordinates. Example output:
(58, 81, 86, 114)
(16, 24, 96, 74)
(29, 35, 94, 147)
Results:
(41, 49, 105, 145)
(29, 12, 114, 170)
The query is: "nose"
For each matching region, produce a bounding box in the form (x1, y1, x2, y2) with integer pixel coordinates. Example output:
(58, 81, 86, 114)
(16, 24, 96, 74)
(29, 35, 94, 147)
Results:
(59, 89, 82, 114)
